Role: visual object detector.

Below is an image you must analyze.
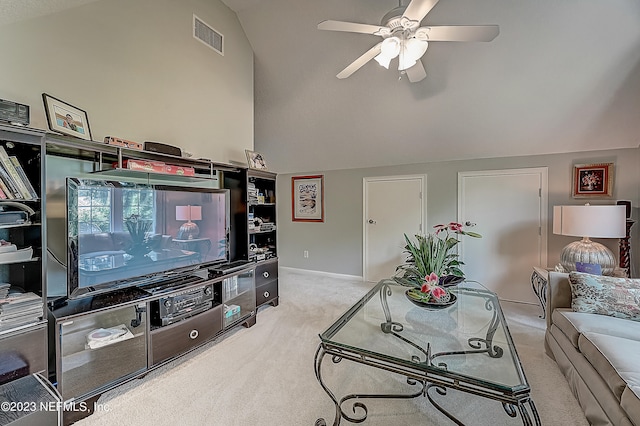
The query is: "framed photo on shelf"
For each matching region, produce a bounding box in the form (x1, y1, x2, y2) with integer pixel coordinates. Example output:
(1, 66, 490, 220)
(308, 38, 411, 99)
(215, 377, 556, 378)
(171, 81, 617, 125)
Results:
(42, 93, 92, 141)
(572, 162, 614, 198)
(245, 150, 268, 170)
(292, 175, 324, 222)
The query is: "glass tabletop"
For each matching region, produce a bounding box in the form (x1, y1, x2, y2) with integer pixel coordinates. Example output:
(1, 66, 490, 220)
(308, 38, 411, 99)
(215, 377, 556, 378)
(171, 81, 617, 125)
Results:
(320, 279, 529, 393)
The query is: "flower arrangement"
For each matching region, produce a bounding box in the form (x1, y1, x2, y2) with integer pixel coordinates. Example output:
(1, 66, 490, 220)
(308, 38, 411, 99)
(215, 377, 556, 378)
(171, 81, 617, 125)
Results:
(581, 172, 601, 190)
(395, 222, 481, 287)
(405, 272, 452, 304)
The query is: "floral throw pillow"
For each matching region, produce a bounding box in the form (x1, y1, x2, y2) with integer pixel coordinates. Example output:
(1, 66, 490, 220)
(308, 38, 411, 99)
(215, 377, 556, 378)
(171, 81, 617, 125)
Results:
(568, 272, 640, 321)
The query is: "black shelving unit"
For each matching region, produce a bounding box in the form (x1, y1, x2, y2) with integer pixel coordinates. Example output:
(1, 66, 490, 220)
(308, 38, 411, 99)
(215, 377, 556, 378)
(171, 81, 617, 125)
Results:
(0, 125, 47, 389)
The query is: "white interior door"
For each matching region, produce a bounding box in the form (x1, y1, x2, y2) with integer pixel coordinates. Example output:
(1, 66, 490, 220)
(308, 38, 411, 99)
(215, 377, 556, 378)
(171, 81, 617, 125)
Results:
(364, 176, 425, 283)
(458, 168, 548, 304)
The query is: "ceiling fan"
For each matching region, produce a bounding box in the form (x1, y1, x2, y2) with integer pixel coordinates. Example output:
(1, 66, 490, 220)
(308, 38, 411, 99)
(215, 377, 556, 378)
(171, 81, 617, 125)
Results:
(318, 0, 499, 82)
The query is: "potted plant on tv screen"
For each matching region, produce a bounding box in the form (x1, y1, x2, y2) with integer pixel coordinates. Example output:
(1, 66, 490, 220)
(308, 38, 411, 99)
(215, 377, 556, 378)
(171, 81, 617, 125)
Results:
(125, 214, 152, 261)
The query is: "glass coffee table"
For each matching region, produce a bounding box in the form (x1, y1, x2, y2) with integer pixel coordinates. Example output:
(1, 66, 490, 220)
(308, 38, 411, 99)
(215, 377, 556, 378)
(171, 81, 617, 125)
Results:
(314, 279, 540, 425)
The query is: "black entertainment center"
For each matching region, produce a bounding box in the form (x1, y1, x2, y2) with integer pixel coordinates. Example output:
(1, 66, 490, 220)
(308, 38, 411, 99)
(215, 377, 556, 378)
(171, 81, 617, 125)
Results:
(0, 123, 278, 425)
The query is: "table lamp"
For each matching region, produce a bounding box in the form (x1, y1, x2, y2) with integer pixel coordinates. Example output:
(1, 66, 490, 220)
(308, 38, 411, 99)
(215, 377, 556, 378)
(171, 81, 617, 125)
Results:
(176, 205, 202, 240)
(553, 204, 626, 275)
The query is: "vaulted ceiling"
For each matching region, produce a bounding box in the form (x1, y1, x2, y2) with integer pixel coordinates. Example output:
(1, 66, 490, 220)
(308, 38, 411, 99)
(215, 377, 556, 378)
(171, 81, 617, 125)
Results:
(2, 0, 640, 173)
(224, 0, 640, 173)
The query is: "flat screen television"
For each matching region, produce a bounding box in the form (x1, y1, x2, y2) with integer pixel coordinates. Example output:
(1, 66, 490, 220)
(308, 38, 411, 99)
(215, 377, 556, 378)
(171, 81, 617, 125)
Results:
(67, 177, 230, 299)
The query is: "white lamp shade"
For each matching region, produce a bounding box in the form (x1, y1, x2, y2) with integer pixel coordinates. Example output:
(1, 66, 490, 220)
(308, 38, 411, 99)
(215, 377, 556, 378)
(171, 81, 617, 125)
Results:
(176, 205, 202, 221)
(553, 205, 625, 238)
(374, 37, 401, 69)
(398, 39, 428, 71)
(374, 53, 393, 69)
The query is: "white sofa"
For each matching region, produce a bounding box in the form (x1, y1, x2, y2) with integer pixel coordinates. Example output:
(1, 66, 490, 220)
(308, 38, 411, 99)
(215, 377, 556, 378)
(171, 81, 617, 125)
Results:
(544, 271, 640, 425)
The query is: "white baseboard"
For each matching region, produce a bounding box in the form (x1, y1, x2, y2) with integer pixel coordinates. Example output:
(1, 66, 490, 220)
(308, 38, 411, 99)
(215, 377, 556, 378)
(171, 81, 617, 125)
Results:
(279, 266, 363, 281)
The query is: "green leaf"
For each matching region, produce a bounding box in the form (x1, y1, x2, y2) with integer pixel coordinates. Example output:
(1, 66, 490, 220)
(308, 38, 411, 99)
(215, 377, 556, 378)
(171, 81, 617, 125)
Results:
(463, 231, 482, 238)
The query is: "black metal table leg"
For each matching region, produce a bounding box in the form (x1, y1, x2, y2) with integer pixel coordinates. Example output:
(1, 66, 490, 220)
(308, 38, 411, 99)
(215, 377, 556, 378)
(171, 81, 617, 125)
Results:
(530, 270, 547, 319)
(314, 344, 343, 426)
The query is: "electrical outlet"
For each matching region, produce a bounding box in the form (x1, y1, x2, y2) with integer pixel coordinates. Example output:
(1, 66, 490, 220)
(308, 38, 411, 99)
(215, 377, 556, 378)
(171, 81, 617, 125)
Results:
(303, 250, 309, 258)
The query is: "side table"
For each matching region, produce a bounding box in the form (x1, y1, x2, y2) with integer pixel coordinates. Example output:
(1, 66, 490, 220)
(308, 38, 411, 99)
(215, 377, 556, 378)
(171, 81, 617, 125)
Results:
(531, 267, 551, 319)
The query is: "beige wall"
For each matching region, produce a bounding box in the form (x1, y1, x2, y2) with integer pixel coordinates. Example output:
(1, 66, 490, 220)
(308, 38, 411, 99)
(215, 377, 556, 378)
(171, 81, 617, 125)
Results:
(0, 0, 253, 164)
(277, 147, 640, 279)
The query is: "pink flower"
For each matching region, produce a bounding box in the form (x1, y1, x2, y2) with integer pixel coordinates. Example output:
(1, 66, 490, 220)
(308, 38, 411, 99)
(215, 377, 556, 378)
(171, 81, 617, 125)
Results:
(433, 224, 448, 234)
(431, 286, 447, 299)
(425, 272, 439, 284)
(421, 273, 439, 294)
(448, 222, 463, 232)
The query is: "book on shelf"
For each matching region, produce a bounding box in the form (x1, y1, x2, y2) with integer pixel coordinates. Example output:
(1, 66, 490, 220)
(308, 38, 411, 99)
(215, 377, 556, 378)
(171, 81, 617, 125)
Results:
(0, 161, 23, 199)
(0, 179, 10, 199)
(10, 157, 38, 199)
(0, 146, 35, 200)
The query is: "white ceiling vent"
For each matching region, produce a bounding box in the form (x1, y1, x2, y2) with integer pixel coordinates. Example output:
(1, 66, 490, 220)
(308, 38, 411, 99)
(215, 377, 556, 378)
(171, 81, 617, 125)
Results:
(193, 14, 224, 56)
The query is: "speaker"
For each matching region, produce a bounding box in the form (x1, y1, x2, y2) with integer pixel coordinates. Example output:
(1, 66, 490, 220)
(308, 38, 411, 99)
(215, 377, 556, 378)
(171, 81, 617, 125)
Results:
(143, 141, 182, 157)
(617, 200, 632, 219)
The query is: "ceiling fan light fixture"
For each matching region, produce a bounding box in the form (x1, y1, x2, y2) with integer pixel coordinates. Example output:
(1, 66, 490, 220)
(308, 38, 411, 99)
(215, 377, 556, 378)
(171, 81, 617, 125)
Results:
(318, 0, 500, 82)
(398, 38, 428, 70)
(374, 36, 401, 69)
(374, 53, 392, 69)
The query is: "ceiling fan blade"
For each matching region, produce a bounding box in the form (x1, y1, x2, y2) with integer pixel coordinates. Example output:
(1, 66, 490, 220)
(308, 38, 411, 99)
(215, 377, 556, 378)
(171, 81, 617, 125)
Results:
(402, 0, 440, 24)
(318, 20, 388, 36)
(336, 43, 383, 79)
(405, 60, 427, 83)
(421, 25, 500, 42)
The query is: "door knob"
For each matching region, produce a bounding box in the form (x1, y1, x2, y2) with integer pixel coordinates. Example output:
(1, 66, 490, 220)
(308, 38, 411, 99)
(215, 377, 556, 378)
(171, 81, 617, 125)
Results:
(368, 219, 376, 224)
(465, 221, 476, 227)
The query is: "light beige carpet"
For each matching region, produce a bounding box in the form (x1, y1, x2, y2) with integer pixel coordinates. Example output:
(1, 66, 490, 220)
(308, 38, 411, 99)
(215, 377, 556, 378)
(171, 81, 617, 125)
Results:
(76, 269, 588, 426)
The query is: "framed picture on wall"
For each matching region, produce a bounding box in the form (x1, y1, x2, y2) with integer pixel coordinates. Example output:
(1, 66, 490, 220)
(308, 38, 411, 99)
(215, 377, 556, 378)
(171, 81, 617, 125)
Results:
(42, 93, 92, 141)
(245, 150, 268, 170)
(292, 175, 324, 222)
(572, 162, 614, 198)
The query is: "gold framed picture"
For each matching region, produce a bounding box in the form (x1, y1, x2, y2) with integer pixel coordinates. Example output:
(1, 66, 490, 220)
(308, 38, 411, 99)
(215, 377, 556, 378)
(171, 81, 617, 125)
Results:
(572, 163, 614, 198)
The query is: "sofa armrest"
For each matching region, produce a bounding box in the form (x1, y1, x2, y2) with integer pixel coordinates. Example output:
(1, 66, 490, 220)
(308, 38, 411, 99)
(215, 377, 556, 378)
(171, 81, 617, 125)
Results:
(546, 271, 571, 329)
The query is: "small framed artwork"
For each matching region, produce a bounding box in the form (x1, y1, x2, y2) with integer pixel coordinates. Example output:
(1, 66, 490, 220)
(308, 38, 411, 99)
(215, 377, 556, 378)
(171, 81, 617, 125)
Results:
(292, 175, 324, 222)
(572, 162, 614, 198)
(42, 94, 92, 141)
(245, 150, 268, 170)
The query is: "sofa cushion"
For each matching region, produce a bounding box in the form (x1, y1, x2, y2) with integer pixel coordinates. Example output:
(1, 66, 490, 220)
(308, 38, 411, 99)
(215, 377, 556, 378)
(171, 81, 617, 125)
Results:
(552, 308, 640, 349)
(548, 326, 637, 425)
(578, 332, 640, 402)
(569, 272, 640, 321)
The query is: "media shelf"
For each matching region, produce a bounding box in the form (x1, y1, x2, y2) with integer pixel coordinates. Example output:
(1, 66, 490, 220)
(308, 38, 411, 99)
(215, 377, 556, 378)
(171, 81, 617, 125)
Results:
(0, 126, 46, 390)
(93, 167, 219, 184)
(55, 304, 147, 401)
(248, 171, 277, 261)
(245, 170, 279, 309)
(44, 132, 242, 181)
(0, 125, 272, 424)
(221, 268, 256, 329)
(49, 264, 256, 423)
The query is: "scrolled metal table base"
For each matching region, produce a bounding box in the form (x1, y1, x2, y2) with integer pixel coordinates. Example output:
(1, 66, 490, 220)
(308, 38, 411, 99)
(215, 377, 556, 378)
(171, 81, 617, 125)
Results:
(315, 283, 541, 425)
(314, 344, 426, 425)
(315, 342, 540, 426)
